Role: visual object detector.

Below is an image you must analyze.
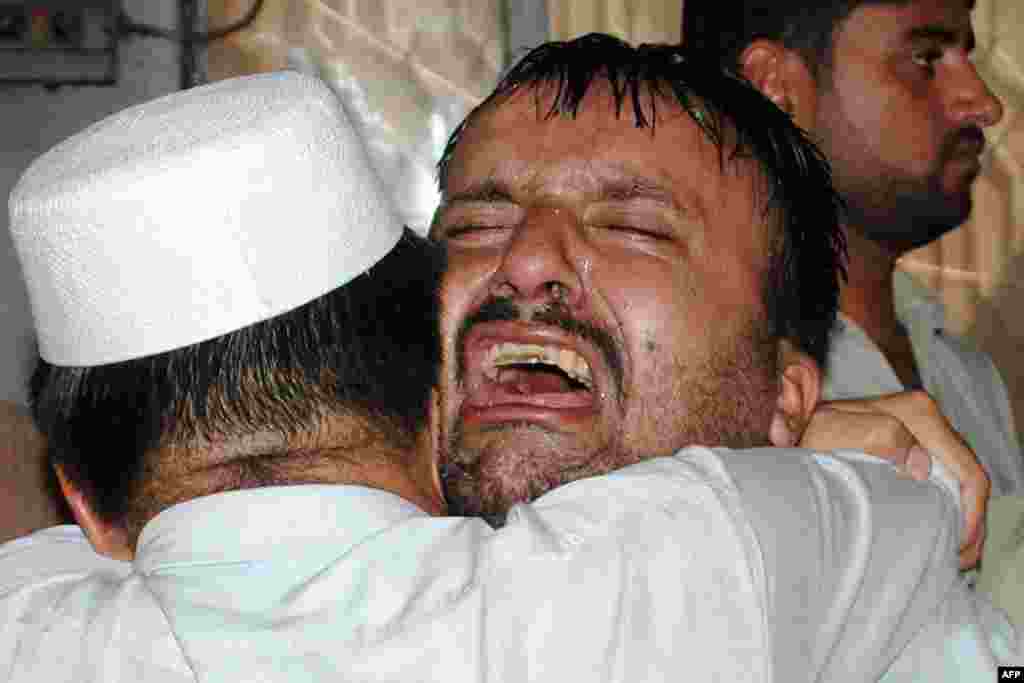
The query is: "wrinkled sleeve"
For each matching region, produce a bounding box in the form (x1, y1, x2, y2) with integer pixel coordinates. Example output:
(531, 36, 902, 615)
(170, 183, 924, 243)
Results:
(473, 446, 987, 682)
(717, 446, 1022, 680)
(978, 495, 1024, 627)
(477, 446, 771, 683)
(1, 527, 121, 678)
(0, 526, 190, 682)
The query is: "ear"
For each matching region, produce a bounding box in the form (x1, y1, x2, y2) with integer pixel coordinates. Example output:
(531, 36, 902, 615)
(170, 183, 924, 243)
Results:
(54, 465, 134, 560)
(739, 40, 819, 131)
(768, 340, 822, 448)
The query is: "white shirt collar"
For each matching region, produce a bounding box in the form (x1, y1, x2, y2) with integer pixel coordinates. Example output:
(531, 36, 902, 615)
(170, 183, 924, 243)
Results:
(134, 485, 427, 574)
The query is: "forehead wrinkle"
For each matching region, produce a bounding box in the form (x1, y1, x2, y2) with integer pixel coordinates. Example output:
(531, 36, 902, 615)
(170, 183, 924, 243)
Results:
(596, 174, 680, 209)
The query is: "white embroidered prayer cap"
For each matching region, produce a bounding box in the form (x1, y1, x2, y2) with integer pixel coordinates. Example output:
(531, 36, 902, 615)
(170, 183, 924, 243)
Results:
(9, 71, 403, 367)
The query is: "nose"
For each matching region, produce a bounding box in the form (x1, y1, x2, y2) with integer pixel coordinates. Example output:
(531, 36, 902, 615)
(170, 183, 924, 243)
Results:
(948, 61, 1004, 129)
(491, 207, 584, 308)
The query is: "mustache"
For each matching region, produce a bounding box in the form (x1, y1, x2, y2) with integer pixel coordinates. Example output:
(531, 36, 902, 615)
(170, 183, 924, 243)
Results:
(455, 296, 625, 401)
(943, 126, 986, 159)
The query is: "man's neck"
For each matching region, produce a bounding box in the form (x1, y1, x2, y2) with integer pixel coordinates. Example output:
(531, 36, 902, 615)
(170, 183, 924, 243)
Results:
(136, 417, 446, 535)
(840, 226, 922, 389)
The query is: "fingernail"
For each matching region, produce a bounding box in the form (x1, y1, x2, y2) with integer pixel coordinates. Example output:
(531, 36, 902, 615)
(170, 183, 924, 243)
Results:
(908, 445, 932, 480)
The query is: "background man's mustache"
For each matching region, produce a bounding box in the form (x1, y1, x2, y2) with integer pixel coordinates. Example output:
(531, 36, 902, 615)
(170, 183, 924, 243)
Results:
(944, 126, 986, 160)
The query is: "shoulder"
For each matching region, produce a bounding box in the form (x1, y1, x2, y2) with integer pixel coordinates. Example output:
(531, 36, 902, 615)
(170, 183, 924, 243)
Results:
(0, 525, 130, 594)
(0, 527, 192, 682)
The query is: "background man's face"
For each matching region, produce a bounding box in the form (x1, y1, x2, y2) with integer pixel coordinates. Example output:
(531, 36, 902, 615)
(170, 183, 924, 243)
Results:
(812, 0, 1003, 251)
(431, 86, 782, 524)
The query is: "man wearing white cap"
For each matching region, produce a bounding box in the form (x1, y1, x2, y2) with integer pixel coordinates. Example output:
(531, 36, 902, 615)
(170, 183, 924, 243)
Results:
(0, 69, 1012, 681)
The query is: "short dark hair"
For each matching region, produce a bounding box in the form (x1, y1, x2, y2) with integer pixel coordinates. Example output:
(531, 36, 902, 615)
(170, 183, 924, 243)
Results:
(437, 33, 845, 368)
(30, 228, 444, 528)
(682, 0, 909, 73)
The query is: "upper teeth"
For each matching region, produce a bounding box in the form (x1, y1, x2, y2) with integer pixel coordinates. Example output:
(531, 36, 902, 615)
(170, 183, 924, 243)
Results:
(485, 342, 593, 389)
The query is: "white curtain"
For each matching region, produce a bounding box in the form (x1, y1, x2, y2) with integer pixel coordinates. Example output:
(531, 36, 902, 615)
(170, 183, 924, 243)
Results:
(208, 0, 506, 234)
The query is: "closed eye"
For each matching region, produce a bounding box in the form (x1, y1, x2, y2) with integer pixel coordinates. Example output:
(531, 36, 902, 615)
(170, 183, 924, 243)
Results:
(434, 198, 522, 245)
(584, 197, 680, 245)
(599, 224, 672, 241)
(439, 222, 515, 248)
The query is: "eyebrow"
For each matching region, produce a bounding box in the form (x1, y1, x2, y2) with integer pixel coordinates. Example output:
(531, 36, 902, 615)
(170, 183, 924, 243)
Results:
(906, 24, 976, 52)
(597, 177, 678, 208)
(442, 180, 516, 205)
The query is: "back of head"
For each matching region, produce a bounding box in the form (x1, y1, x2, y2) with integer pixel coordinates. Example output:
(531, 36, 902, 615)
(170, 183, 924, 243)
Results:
(11, 72, 443, 538)
(682, 0, 903, 71)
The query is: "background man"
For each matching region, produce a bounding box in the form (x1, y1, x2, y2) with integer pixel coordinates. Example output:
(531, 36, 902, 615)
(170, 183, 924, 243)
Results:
(681, 0, 1024, 498)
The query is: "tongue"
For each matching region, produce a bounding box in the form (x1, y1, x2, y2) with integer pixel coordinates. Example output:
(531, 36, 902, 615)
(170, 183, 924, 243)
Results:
(465, 365, 595, 411)
(497, 367, 577, 394)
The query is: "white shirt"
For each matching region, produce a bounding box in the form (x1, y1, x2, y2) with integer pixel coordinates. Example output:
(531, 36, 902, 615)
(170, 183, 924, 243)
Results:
(824, 270, 1024, 495)
(0, 447, 1011, 682)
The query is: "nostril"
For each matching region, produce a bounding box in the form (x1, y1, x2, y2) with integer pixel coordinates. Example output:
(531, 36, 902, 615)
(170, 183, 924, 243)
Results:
(548, 281, 568, 303)
(492, 280, 517, 299)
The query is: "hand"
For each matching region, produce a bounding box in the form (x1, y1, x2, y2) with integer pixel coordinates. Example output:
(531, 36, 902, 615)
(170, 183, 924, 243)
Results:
(800, 391, 989, 570)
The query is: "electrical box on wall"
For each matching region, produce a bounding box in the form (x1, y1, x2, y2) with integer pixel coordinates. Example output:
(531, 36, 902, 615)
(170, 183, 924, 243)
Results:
(0, 0, 119, 85)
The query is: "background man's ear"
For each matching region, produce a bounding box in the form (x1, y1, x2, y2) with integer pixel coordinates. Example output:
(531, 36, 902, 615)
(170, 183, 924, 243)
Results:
(54, 465, 133, 560)
(739, 40, 818, 131)
(769, 341, 822, 448)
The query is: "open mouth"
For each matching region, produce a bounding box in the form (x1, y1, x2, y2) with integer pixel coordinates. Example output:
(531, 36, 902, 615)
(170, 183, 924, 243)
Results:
(947, 129, 986, 162)
(462, 337, 599, 416)
(484, 342, 593, 393)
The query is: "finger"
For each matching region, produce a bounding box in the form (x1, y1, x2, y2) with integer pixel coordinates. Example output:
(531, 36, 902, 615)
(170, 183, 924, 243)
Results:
(906, 444, 932, 482)
(836, 393, 990, 566)
(801, 404, 916, 467)
(959, 519, 985, 571)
